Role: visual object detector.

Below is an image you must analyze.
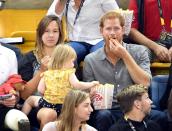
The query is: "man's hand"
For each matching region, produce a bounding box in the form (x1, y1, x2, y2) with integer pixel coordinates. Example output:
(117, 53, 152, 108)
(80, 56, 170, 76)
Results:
(90, 87, 97, 102)
(2, 95, 17, 107)
(109, 39, 127, 59)
(91, 81, 99, 87)
(154, 44, 171, 62)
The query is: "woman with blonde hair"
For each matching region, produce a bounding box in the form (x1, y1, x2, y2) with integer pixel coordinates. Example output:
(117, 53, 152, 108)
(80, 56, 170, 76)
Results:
(42, 89, 97, 131)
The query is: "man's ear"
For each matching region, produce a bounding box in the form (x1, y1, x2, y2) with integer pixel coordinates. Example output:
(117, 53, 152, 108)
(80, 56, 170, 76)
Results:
(134, 100, 141, 109)
(122, 26, 125, 35)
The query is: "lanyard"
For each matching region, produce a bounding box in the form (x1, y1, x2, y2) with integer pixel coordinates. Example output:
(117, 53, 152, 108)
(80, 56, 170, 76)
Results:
(65, 0, 85, 25)
(157, 0, 172, 32)
(124, 116, 147, 131)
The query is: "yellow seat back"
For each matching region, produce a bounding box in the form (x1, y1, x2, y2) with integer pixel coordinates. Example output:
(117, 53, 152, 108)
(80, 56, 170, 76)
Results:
(0, 9, 47, 53)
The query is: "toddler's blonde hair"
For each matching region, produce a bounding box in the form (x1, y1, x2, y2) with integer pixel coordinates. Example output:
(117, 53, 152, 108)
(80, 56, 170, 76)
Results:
(48, 44, 77, 70)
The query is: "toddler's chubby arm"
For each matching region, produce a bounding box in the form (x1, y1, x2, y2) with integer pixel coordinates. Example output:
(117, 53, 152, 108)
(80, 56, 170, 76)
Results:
(69, 73, 99, 90)
(37, 78, 46, 95)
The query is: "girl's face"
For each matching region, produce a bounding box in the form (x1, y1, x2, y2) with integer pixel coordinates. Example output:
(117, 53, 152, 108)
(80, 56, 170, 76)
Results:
(75, 97, 93, 122)
(42, 20, 59, 48)
(63, 58, 75, 69)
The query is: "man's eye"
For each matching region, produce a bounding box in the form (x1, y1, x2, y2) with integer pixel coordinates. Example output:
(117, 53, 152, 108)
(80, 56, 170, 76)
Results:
(106, 28, 111, 31)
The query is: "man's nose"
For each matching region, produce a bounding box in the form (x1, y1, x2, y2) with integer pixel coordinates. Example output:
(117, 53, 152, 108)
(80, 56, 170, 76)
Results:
(89, 105, 93, 112)
(150, 99, 153, 104)
(110, 29, 116, 34)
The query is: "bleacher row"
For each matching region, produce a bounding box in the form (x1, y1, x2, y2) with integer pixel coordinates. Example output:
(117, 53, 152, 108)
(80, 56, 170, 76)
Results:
(0, 8, 171, 111)
(0, 9, 170, 73)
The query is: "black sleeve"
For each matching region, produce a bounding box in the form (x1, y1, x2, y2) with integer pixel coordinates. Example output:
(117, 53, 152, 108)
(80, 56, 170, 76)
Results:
(108, 119, 129, 131)
(108, 124, 127, 131)
(147, 120, 162, 131)
(108, 125, 120, 131)
(18, 51, 36, 81)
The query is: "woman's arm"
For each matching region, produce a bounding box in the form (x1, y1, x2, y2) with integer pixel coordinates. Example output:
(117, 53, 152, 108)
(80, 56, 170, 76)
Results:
(47, 0, 67, 16)
(19, 53, 49, 100)
(20, 70, 43, 100)
(37, 77, 46, 95)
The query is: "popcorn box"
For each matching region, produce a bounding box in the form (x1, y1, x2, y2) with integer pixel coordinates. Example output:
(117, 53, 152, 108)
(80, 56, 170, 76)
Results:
(114, 9, 133, 35)
(92, 84, 114, 110)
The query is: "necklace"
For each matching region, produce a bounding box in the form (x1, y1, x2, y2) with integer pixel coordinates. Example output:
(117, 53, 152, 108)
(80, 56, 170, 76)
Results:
(124, 115, 147, 131)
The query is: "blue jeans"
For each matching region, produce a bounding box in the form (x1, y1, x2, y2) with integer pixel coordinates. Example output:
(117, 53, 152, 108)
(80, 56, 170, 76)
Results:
(69, 40, 104, 64)
(87, 109, 123, 131)
(88, 109, 168, 131)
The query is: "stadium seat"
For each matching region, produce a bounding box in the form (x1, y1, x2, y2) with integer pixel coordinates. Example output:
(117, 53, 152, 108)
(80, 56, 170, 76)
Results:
(0, 9, 47, 53)
(151, 62, 170, 75)
(149, 75, 169, 110)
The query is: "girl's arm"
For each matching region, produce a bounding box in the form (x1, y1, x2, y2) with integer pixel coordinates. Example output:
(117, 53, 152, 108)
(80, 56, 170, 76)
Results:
(37, 77, 46, 95)
(69, 73, 99, 90)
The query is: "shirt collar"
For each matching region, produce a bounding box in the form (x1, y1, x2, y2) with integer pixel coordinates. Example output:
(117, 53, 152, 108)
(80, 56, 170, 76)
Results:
(96, 47, 106, 60)
(97, 42, 127, 61)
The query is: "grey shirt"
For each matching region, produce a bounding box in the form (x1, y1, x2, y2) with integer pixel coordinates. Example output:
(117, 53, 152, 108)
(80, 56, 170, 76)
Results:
(83, 42, 151, 108)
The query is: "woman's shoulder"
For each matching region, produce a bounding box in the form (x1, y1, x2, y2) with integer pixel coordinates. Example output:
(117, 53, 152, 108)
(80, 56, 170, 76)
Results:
(18, 50, 38, 81)
(23, 50, 34, 56)
(42, 121, 57, 131)
(85, 124, 97, 131)
(20, 50, 36, 62)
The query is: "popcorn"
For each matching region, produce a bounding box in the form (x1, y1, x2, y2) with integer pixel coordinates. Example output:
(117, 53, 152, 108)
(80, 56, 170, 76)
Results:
(114, 9, 133, 35)
(92, 84, 114, 110)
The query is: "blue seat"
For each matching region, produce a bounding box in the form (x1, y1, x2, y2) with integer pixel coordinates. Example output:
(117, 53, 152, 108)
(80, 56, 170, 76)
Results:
(149, 75, 169, 110)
